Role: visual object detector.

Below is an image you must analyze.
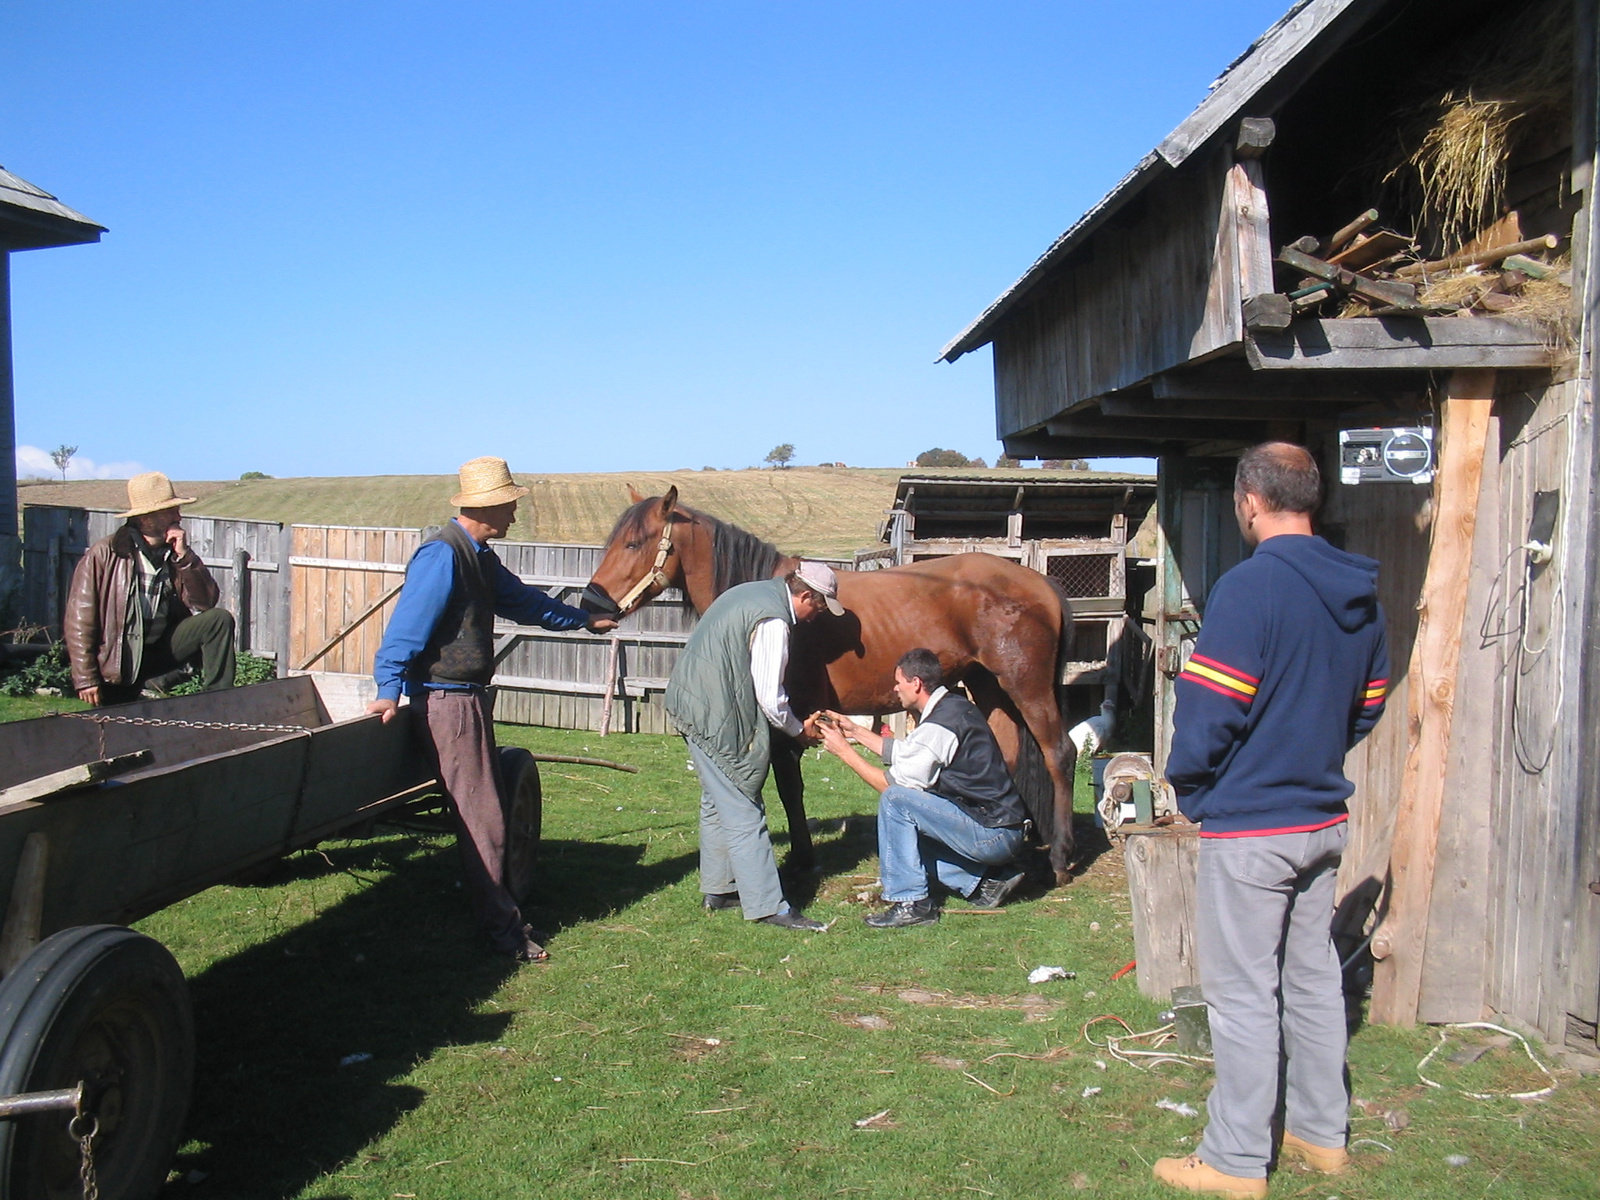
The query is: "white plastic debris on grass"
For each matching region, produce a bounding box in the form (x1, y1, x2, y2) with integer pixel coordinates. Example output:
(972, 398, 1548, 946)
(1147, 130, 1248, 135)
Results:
(1445, 1155, 1470, 1167)
(1028, 965, 1077, 984)
(1156, 1098, 1199, 1117)
(338, 1052, 373, 1066)
(1081, 1086, 1102, 1098)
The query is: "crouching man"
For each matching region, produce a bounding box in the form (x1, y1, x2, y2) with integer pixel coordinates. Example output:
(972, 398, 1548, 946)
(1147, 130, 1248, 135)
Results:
(65, 471, 236, 705)
(817, 648, 1029, 927)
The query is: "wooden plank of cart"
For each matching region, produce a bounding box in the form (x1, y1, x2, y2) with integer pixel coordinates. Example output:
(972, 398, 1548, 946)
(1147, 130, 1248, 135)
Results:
(0, 675, 548, 1200)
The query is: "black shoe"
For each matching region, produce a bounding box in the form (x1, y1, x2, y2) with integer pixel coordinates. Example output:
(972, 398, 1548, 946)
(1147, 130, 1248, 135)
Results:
(864, 898, 939, 928)
(968, 868, 1028, 909)
(757, 909, 826, 932)
(702, 892, 741, 911)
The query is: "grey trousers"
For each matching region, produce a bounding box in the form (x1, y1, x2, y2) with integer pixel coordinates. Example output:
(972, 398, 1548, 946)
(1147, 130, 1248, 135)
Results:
(1196, 822, 1349, 1179)
(689, 741, 786, 921)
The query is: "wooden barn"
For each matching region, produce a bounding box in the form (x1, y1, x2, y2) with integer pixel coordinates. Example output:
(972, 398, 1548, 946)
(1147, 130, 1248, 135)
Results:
(941, 0, 1600, 1047)
(0, 166, 103, 614)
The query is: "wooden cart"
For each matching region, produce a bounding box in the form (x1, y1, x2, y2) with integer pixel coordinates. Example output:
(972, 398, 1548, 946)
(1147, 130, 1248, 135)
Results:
(0, 677, 544, 1200)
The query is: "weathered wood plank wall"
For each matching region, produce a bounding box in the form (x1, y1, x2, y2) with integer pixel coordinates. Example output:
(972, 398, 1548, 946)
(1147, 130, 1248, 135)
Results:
(287, 527, 697, 734)
(992, 144, 1239, 440)
(21, 506, 291, 665)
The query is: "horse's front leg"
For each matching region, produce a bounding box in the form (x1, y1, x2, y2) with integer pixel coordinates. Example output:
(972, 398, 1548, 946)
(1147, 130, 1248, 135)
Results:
(770, 735, 814, 876)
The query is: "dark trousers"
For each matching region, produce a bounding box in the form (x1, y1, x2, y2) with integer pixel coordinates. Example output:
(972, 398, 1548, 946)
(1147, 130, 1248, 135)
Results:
(104, 608, 237, 704)
(414, 688, 526, 952)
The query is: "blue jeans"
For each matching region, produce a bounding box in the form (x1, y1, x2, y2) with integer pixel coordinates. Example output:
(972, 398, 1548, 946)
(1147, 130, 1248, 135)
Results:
(877, 785, 1025, 902)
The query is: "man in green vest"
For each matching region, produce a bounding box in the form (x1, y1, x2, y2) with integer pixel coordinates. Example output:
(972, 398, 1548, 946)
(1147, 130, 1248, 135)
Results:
(665, 562, 843, 931)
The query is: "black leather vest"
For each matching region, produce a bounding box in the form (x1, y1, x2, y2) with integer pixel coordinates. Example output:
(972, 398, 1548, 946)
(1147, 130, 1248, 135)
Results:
(922, 693, 1028, 829)
(413, 521, 496, 687)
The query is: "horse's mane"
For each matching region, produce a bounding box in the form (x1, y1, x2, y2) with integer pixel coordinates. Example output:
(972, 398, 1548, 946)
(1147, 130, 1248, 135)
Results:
(607, 497, 786, 595)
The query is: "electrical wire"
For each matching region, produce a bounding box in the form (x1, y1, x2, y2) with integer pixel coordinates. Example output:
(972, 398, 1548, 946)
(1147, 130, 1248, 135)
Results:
(1415, 1022, 1558, 1101)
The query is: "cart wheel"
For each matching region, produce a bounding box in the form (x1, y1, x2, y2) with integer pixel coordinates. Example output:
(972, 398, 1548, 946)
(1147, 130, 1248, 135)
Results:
(0, 926, 193, 1200)
(498, 747, 543, 904)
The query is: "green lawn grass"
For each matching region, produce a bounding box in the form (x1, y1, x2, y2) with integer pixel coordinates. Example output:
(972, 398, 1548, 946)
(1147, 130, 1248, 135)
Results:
(103, 724, 1599, 1199)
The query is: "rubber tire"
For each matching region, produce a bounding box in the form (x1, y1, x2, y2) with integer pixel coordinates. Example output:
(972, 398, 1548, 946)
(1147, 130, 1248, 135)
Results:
(497, 747, 543, 905)
(0, 926, 194, 1200)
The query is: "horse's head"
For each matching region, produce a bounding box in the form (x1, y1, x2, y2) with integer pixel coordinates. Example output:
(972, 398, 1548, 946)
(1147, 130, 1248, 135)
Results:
(580, 486, 691, 616)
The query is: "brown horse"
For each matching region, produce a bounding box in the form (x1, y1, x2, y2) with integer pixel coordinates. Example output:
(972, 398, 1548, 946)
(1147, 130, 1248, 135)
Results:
(579, 488, 1081, 881)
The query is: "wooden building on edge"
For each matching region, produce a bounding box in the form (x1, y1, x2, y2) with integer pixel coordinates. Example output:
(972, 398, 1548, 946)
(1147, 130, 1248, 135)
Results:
(941, 0, 1600, 1048)
(0, 165, 103, 616)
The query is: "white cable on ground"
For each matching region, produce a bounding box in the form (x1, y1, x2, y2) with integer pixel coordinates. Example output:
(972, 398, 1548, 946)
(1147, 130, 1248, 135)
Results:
(1415, 1021, 1558, 1100)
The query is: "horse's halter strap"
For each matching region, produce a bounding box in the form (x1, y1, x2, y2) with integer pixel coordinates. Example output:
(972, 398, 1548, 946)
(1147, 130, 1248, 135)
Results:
(615, 521, 675, 613)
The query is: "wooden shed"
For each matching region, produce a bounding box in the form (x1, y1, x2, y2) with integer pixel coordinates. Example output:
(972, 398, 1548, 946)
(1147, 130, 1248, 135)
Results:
(875, 470, 1156, 694)
(941, 0, 1600, 1048)
(0, 166, 104, 615)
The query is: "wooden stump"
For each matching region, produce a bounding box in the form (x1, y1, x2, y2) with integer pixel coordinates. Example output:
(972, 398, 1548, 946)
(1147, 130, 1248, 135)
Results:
(1123, 824, 1201, 1001)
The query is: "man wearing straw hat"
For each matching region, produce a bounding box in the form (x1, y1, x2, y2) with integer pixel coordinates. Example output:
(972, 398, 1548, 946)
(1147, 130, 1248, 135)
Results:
(64, 471, 237, 706)
(368, 457, 617, 963)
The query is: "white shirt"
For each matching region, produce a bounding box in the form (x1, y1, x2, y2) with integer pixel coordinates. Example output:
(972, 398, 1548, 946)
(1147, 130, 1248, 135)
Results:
(884, 687, 961, 790)
(749, 594, 804, 737)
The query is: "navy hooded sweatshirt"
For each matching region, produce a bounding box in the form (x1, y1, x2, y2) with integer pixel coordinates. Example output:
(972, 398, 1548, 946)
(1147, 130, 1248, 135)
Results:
(1167, 534, 1389, 836)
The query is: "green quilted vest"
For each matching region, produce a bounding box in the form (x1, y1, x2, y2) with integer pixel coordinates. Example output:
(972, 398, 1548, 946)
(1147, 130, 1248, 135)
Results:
(664, 576, 794, 797)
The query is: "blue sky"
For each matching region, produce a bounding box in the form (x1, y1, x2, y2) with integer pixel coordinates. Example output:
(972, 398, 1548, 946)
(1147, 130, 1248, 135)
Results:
(6, 1, 1286, 480)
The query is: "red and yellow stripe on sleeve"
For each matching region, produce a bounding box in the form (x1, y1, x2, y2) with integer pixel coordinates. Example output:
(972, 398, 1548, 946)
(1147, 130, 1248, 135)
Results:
(1363, 678, 1387, 708)
(1179, 653, 1258, 703)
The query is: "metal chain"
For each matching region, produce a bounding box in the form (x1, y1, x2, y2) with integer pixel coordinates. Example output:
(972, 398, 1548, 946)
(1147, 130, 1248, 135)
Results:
(66, 712, 306, 735)
(69, 1111, 98, 1200)
(66, 711, 307, 759)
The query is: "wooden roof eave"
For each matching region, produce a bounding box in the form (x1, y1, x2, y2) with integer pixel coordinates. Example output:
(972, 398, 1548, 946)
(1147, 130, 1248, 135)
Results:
(938, 0, 1391, 365)
(0, 166, 105, 251)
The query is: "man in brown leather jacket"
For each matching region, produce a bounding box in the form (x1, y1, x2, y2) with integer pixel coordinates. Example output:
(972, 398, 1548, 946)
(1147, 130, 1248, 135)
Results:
(64, 472, 236, 705)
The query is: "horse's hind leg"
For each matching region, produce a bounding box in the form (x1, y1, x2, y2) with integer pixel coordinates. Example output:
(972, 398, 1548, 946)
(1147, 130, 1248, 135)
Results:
(1005, 680, 1077, 884)
(770, 737, 814, 876)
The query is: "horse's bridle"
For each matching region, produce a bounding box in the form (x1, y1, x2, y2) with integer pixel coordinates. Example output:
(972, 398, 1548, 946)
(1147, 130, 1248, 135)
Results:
(614, 520, 676, 613)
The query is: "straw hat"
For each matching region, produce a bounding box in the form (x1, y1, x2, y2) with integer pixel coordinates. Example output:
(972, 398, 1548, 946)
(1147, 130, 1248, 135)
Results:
(119, 472, 197, 519)
(451, 457, 531, 508)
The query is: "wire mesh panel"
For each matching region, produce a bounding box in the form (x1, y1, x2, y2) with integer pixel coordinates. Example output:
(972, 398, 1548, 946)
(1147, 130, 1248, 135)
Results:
(1069, 619, 1110, 663)
(1046, 551, 1114, 598)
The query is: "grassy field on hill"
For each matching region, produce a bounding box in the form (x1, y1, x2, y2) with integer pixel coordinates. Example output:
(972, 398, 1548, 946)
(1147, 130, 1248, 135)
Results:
(21, 466, 1140, 559)
(19, 468, 909, 557)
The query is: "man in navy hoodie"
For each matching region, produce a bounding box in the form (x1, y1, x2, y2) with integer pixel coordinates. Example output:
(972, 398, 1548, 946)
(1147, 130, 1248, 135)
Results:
(1153, 443, 1388, 1198)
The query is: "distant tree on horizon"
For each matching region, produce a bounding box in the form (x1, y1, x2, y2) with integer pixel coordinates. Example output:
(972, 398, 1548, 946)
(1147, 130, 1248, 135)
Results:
(764, 443, 795, 469)
(240, 470, 273, 480)
(915, 447, 973, 468)
(50, 444, 77, 482)
(996, 455, 1021, 468)
(1041, 458, 1090, 470)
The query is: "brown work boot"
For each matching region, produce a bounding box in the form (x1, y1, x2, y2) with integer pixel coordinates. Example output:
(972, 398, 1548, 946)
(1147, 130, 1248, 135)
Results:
(1152, 1155, 1267, 1198)
(1279, 1131, 1349, 1174)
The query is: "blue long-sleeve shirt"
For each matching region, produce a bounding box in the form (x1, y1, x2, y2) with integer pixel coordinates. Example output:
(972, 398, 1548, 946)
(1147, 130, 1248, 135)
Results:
(373, 520, 591, 700)
(1167, 534, 1389, 836)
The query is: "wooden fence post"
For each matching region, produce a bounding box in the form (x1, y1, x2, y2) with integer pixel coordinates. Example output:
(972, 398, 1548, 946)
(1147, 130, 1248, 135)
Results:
(1370, 367, 1496, 1026)
(598, 635, 621, 736)
(45, 534, 62, 632)
(233, 547, 252, 654)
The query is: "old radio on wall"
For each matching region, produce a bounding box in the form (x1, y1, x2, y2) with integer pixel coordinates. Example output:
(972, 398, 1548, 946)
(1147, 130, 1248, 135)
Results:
(1338, 426, 1435, 485)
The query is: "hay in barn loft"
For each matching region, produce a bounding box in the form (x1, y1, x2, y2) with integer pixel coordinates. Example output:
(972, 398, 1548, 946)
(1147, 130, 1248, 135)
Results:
(1380, 0, 1571, 257)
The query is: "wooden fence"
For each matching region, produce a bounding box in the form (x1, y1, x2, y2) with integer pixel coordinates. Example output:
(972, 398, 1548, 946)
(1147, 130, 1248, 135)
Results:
(285, 524, 697, 734)
(20, 507, 291, 665)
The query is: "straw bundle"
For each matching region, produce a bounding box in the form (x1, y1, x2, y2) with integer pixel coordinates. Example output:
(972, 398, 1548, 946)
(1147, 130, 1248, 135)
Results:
(1380, 0, 1571, 257)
